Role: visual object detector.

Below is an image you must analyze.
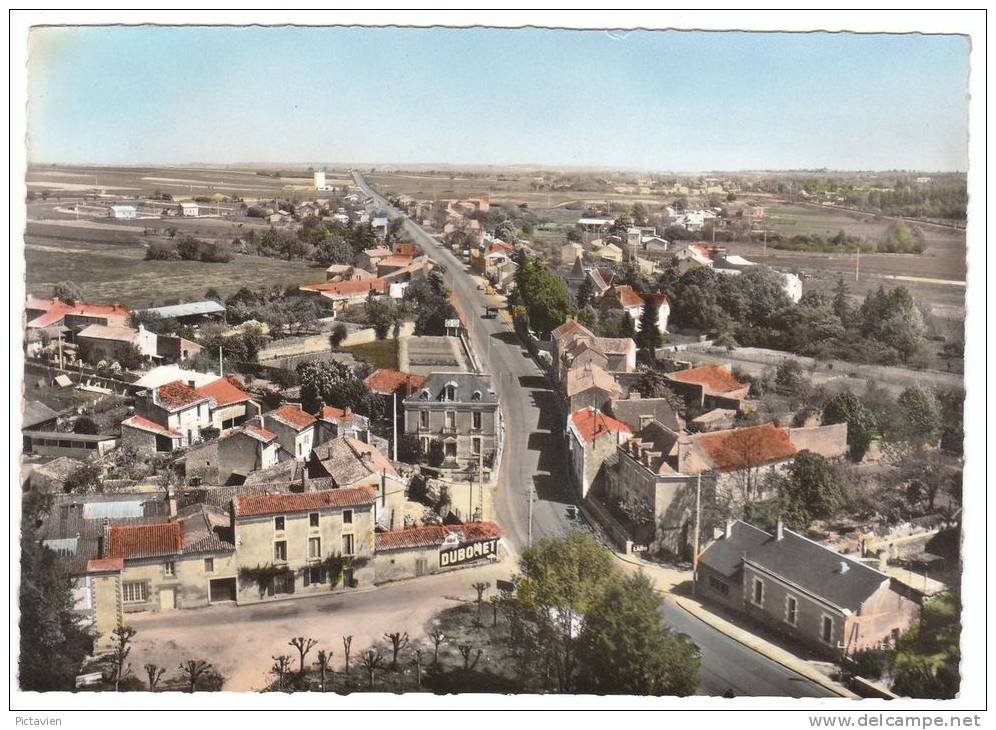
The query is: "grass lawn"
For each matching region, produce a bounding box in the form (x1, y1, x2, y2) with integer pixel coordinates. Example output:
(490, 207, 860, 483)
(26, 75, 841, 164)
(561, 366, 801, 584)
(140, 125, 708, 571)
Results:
(24, 241, 326, 309)
(343, 339, 400, 370)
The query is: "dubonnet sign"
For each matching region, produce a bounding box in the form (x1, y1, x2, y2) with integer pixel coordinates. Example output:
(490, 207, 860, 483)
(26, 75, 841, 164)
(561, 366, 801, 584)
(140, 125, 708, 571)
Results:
(439, 537, 500, 568)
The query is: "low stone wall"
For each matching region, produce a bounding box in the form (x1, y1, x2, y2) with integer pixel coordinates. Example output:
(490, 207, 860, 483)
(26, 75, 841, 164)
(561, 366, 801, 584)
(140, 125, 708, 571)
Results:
(581, 496, 633, 554)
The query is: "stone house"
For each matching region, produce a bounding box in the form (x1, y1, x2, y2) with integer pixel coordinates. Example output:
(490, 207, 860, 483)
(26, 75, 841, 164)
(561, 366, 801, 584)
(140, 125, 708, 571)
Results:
(185, 422, 282, 486)
(127, 379, 213, 449)
(232, 487, 378, 602)
(403, 372, 501, 472)
(75, 323, 157, 365)
(566, 407, 632, 499)
(564, 363, 623, 414)
(665, 363, 751, 412)
(698, 520, 921, 657)
(308, 436, 407, 530)
(193, 376, 260, 432)
(265, 403, 318, 460)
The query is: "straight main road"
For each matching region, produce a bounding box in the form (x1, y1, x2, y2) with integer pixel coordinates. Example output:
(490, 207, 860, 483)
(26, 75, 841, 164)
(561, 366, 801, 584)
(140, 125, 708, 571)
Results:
(353, 173, 837, 698)
(353, 172, 575, 553)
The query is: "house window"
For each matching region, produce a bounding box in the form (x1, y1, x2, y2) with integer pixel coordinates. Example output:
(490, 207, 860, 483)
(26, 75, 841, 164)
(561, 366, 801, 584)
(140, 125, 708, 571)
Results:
(419, 410, 429, 429)
(785, 596, 798, 626)
(445, 384, 456, 401)
(274, 540, 287, 562)
(343, 509, 353, 524)
(204, 558, 214, 573)
(308, 537, 322, 559)
(164, 561, 175, 577)
(274, 516, 285, 532)
(305, 565, 322, 586)
(297, 443, 302, 456)
(708, 575, 729, 597)
(472, 411, 482, 430)
(821, 615, 834, 644)
(751, 578, 764, 606)
(122, 582, 148, 603)
(309, 512, 320, 528)
(342, 534, 354, 556)
(472, 437, 481, 455)
(445, 441, 457, 458)
(445, 411, 455, 430)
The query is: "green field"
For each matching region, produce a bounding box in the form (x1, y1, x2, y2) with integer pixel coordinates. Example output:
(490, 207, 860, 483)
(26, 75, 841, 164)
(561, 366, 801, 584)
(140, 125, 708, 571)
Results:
(23, 243, 326, 309)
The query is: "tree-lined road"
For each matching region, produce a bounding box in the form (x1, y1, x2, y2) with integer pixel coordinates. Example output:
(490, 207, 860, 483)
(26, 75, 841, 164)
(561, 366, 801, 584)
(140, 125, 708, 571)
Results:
(352, 172, 838, 698)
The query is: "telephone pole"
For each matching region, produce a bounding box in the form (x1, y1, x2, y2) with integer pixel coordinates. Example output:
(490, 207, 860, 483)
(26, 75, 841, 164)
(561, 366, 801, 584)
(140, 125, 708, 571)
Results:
(527, 481, 535, 548)
(691, 473, 702, 596)
(392, 391, 398, 462)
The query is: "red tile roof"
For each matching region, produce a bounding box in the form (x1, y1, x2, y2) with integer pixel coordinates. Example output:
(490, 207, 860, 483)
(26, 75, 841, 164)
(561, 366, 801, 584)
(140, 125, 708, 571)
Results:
(392, 243, 421, 257)
(25, 298, 131, 329)
(86, 557, 124, 573)
(694, 422, 798, 472)
(195, 376, 252, 407)
(239, 424, 277, 443)
(302, 278, 389, 298)
(376, 522, 502, 551)
(666, 364, 748, 396)
(121, 414, 183, 438)
(551, 319, 594, 341)
(105, 522, 184, 559)
(363, 368, 427, 396)
(378, 254, 415, 269)
(157, 380, 209, 411)
(609, 285, 645, 308)
(270, 404, 317, 430)
(570, 407, 632, 444)
(234, 486, 377, 517)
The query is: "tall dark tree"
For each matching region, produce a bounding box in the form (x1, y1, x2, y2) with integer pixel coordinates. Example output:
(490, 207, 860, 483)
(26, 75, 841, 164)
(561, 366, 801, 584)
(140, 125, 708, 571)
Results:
(577, 573, 700, 695)
(822, 391, 878, 462)
(635, 299, 663, 362)
(18, 491, 94, 690)
(778, 450, 847, 529)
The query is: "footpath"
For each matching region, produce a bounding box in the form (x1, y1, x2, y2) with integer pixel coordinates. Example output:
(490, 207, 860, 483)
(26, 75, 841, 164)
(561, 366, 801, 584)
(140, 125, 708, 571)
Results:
(611, 550, 859, 699)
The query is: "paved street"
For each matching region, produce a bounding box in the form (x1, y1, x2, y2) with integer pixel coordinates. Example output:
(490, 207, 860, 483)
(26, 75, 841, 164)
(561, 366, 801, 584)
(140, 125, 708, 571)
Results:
(660, 601, 837, 698)
(354, 172, 577, 553)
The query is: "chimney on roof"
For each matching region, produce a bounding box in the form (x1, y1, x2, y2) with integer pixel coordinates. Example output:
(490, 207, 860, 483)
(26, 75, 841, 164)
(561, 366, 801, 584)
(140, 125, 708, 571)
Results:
(776, 519, 784, 541)
(725, 520, 733, 539)
(188, 380, 196, 388)
(839, 560, 850, 575)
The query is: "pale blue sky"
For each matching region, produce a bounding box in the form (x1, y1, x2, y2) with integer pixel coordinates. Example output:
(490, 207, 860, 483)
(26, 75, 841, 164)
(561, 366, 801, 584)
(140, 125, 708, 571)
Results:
(27, 26, 970, 171)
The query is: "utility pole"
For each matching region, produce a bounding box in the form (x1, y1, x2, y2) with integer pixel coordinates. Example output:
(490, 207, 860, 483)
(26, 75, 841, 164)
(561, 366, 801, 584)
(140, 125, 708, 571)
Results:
(691, 473, 702, 596)
(855, 246, 860, 282)
(392, 391, 398, 462)
(218, 347, 223, 377)
(527, 481, 535, 548)
(763, 227, 767, 255)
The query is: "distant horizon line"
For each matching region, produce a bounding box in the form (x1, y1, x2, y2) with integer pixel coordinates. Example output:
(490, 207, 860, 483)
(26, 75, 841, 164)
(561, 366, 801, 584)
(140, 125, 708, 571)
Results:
(26, 161, 968, 176)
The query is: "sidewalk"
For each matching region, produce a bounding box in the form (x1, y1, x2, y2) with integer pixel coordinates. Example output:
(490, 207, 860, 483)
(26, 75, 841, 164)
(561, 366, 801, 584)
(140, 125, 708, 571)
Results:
(610, 549, 858, 699)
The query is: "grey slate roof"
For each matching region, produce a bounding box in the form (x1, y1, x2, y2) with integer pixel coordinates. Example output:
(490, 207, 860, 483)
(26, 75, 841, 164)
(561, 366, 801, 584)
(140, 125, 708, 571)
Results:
(137, 300, 226, 319)
(609, 397, 681, 432)
(404, 372, 497, 405)
(699, 520, 771, 578)
(701, 520, 892, 612)
(22, 400, 60, 429)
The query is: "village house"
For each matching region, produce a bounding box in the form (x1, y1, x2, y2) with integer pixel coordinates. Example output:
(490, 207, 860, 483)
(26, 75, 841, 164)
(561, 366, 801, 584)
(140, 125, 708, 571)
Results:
(232, 487, 378, 602)
(403, 372, 501, 471)
(698, 520, 921, 657)
(193, 376, 259, 432)
(23, 430, 118, 459)
(356, 246, 394, 272)
(74, 323, 157, 365)
(176, 201, 199, 217)
(308, 437, 406, 530)
(566, 407, 632, 499)
(265, 403, 318, 459)
(123, 379, 213, 451)
(184, 421, 282, 486)
(364, 368, 427, 397)
(665, 363, 752, 412)
(299, 278, 389, 311)
(108, 204, 138, 219)
(607, 395, 682, 432)
(564, 363, 624, 413)
(315, 405, 378, 445)
(375, 254, 415, 277)
(25, 297, 131, 333)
